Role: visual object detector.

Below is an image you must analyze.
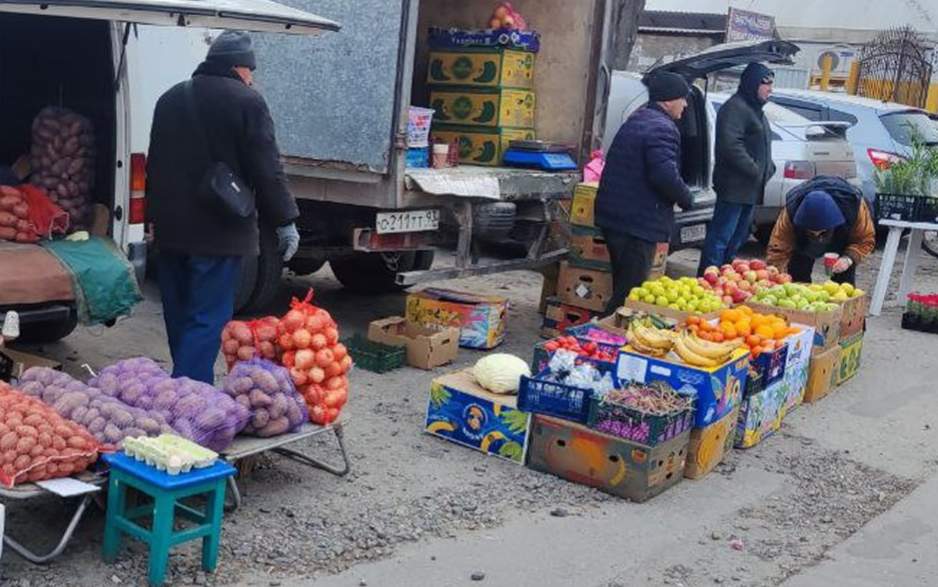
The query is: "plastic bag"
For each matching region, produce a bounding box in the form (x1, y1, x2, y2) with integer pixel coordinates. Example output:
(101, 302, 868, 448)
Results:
(19, 367, 175, 448)
(584, 150, 605, 183)
(489, 2, 527, 30)
(221, 316, 282, 369)
(278, 290, 351, 426)
(0, 382, 101, 487)
(221, 359, 309, 437)
(90, 358, 250, 452)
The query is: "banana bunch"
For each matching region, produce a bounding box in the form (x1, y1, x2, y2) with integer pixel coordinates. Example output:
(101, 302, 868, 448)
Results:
(674, 330, 743, 368)
(628, 321, 678, 357)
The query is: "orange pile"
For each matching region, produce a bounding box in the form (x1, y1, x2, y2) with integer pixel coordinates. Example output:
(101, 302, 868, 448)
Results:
(686, 307, 801, 359)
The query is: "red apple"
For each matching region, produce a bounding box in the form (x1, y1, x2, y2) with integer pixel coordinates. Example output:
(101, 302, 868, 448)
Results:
(725, 282, 739, 294)
(704, 272, 719, 286)
(723, 295, 734, 305)
(732, 290, 748, 304)
(767, 266, 780, 276)
(704, 266, 720, 276)
(738, 280, 752, 292)
(720, 264, 734, 273)
(750, 259, 767, 271)
(777, 274, 792, 284)
(755, 269, 769, 281)
(736, 263, 751, 274)
(724, 271, 740, 282)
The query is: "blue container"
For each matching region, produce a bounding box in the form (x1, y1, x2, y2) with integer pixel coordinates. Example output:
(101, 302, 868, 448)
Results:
(406, 147, 429, 169)
(518, 371, 594, 424)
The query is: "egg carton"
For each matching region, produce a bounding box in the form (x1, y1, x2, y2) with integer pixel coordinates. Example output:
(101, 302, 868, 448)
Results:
(123, 435, 218, 475)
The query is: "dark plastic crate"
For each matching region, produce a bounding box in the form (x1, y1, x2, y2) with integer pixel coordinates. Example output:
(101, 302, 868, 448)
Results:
(918, 197, 938, 224)
(901, 313, 938, 334)
(518, 373, 594, 423)
(586, 396, 694, 447)
(875, 193, 920, 222)
(343, 334, 406, 373)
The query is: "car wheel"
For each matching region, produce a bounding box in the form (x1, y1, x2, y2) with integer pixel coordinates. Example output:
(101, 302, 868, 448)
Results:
(287, 258, 327, 276)
(330, 251, 431, 293)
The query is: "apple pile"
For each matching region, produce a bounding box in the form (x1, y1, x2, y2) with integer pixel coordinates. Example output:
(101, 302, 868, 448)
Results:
(699, 258, 793, 306)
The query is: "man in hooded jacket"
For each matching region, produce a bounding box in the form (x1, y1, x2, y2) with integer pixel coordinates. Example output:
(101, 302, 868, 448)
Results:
(147, 31, 301, 383)
(698, 62, 776, 274)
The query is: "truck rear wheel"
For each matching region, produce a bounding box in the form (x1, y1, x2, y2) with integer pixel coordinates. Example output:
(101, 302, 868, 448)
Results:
(18, 311, 78, 344)
(235, 226, 283, 315)
(287, 258, 327, 276)
(330, 250, 434, 293)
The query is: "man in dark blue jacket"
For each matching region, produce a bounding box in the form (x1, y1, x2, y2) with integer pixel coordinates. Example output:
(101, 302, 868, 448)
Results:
(595, 72, 694, 316)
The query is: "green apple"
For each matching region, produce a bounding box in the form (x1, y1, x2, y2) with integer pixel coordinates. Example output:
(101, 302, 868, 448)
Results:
(644, 294, 656, 304)
(656, 295, 669, 307)
(778, 299, 797, 309)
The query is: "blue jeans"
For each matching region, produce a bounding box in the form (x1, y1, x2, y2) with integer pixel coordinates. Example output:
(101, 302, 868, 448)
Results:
(698, 202, 755, 274)
(158, 252, 240, 384)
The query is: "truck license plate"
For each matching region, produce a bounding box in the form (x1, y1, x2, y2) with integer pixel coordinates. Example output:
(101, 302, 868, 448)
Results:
(681, 224, 706, 243)
(376, 210, 440, 234)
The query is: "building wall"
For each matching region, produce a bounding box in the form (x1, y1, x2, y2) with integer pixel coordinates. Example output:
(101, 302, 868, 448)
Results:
(627, 33, 721, 72)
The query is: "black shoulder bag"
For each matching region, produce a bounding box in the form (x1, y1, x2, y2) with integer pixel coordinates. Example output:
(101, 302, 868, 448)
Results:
(184, 80, 256, 218)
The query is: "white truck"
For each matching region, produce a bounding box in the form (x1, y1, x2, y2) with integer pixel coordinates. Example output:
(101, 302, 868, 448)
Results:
(1, 0, 716, 341)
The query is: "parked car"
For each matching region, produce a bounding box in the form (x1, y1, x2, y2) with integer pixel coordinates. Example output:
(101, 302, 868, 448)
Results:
(707, 91, 858, 242)
(768, 90, 938, 208)
(604, 39, 799, 250)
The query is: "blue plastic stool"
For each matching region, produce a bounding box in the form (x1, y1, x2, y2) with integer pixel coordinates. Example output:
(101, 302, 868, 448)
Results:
(102, 453, 236, 587)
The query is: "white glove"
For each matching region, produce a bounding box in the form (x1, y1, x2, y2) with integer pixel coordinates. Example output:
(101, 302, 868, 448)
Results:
(276, 223, 300, 262)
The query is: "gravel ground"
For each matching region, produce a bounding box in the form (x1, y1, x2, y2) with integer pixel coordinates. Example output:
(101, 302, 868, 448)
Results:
(1, 241, 935, 587)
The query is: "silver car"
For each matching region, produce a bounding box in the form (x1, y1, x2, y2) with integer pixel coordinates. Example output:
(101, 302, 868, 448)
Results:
(707, 91, 858, 242)
(768, 89, 938, 208)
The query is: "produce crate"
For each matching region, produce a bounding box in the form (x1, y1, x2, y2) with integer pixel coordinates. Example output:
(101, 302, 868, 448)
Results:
(586, 396, 694, 447)
(875, 193, 921, 222)
(430, 124, 535, 166)
(342, 334, 406, 373)
(540, 296, 597, 338)
(919, 197, 938, 224)
(517, 372, 594, 424)
(531, 334, 620, 376)
(427, 47, 536, 89)
(568, 225, 612, 271)
(745, 343, 788, 397)
(901, 312, 938, 334)
(429, 87, 536, 129)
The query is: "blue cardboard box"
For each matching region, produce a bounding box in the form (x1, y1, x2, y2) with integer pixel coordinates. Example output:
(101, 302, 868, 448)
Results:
(426, 370, 530, 464)
(615, 348, 750, 428)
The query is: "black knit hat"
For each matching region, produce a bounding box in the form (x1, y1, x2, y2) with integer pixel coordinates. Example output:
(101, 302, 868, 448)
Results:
(646, 71, 691, 102)
(207, 31, 257, 71)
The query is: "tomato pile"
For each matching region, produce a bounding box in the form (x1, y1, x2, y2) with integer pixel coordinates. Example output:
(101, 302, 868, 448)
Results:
(542, 336, 618, 363)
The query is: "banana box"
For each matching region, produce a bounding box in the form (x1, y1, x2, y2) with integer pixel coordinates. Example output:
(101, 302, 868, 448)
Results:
(430, 87, 536, 129)
(426, 369, 530, 464)
(686, 405, 739, 479)
(528, 414, 689, 503)
(615, 348, 749, 428)
(430, 125, 535, 167)
(427, 47, 536, 89)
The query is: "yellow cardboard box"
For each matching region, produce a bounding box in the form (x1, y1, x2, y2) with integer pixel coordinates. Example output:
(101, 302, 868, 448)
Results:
(431, 125, 535, 166)
(427, 48, 536, 89)
(430, 87, 536, 129)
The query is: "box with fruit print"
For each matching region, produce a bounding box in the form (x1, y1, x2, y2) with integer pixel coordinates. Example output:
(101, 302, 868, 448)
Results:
(406, 288, 507, 349)
(615, 346, 749, 429)
(426, 370, 530, 464)
(685, 405, 739, 479)
(735, 374, 802, 449)
(527, 414, 689, 502)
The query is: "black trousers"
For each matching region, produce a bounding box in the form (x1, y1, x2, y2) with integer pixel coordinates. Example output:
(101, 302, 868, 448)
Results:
(602, 230, 657, 317)
(788, 252, 857, 285)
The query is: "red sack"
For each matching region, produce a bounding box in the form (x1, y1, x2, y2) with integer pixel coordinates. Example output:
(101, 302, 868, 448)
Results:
(277, 289, 351, 426)
(20, 184, 69, 239)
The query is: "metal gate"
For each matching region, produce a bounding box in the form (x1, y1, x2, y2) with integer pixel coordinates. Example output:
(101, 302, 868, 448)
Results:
(856, 26, 934, 108)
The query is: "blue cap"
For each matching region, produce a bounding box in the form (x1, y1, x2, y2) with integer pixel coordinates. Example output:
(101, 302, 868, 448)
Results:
(793, 190, 846, 231)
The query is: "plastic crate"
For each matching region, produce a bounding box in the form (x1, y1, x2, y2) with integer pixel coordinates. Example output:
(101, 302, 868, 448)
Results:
(517, 372, 594, 423)
(586, 396, 694, 447)
(875, 193, 921, 222)
(901, 313, 938, 334)
(343, 334, 406, 373)
(918, 197, 938, 224)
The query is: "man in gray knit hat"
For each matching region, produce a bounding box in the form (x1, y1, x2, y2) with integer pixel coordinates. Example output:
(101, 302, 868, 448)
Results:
(146, 30, 300, 383)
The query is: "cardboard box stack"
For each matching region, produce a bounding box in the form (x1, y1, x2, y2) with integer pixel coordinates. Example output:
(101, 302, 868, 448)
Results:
(427, 32, 538, 166)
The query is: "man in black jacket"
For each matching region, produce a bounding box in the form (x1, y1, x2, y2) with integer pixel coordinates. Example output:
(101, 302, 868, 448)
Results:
(147, 31, 300, 383)
(698, 63, 776, 274)
(595, 72, 694, 316)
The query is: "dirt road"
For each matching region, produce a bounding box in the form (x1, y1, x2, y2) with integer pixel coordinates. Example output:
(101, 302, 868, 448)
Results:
(1, 244, 935, 587)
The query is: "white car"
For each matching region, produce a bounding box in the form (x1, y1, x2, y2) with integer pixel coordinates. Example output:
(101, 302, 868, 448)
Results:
(707, 92, 859, 243)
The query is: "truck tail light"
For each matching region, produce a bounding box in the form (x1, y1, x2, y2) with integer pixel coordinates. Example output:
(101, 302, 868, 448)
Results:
(867, 148, 903, 170)
(783, 160, 816, 180)
(129, 152, 147, 225)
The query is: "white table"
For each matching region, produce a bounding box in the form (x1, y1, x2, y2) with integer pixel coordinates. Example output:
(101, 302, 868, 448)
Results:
(870, 219, 938, 316)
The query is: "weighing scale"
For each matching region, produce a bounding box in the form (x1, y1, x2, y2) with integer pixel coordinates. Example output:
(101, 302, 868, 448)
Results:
(503, 140, 579, 171)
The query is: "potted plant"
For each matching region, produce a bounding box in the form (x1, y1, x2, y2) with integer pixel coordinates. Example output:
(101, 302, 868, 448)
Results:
(873, 133, 938, 223)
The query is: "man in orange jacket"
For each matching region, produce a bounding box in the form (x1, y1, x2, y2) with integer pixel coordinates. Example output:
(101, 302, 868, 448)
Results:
(766, 177, 875, 285)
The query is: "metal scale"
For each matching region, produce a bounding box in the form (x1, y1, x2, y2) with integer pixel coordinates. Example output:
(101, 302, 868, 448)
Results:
(503, 140, 579, 171)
